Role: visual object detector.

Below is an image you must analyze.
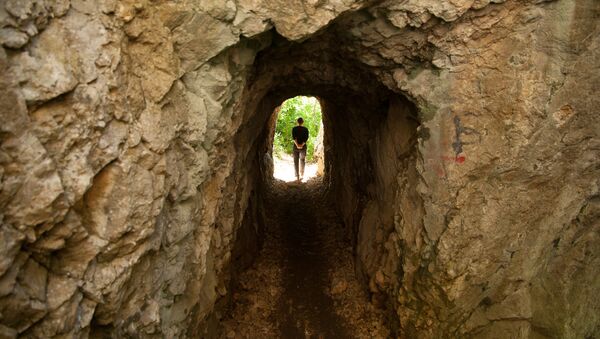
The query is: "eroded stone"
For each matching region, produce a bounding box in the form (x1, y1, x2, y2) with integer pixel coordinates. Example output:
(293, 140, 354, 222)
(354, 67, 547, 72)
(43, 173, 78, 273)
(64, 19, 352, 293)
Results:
(0, 0, 598, 337)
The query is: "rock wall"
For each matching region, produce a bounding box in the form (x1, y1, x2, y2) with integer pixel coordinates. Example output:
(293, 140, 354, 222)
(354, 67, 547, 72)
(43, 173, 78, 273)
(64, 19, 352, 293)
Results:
(0, 0, 598, 338)
(331, 1, 600, 337)
(349, 2, 600, 338)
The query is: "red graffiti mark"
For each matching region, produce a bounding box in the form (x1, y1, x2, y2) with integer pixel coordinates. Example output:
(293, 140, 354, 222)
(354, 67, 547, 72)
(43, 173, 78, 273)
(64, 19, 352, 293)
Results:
(426, 154, 466, 178)
(440, 155, 466, 164)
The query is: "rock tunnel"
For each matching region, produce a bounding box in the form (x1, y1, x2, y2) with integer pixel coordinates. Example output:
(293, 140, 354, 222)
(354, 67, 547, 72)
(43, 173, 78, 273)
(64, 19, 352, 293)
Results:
(0, 0, 599, 338)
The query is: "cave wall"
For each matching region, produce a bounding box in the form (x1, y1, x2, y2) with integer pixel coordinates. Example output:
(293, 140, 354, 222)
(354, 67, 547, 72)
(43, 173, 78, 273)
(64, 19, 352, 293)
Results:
(0, 0, 598, 338)
(338, 1, 600, 337)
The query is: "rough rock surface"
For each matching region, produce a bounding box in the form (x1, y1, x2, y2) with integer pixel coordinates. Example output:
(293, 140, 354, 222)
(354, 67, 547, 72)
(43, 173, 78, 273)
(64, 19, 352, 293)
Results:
(220, 180, 389, 338)
(0, 0, 598, 338)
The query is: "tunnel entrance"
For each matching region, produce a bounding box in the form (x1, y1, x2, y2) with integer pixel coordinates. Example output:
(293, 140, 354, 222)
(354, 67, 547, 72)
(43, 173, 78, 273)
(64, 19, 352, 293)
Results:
(271, 96, 324, 183)
(224, 23, 421, 336)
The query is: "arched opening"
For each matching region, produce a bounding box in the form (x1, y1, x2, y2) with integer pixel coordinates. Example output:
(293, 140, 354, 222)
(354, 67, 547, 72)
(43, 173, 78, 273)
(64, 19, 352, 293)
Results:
(270, 96, 324, 183)
(225, 27, 421, 336)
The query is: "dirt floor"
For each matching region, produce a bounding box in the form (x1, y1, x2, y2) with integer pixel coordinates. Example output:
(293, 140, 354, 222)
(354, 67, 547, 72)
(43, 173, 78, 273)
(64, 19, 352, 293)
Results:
(272, 154, 318, 183)
(219, 178, 391, 338)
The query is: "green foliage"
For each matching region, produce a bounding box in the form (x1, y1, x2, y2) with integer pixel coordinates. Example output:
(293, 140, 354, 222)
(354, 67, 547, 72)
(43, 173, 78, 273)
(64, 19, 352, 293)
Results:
(273, 96, 322, 162)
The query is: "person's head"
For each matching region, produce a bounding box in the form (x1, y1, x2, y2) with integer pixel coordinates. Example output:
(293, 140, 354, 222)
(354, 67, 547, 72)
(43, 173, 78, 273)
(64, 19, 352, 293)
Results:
(297, 117, 304, 125)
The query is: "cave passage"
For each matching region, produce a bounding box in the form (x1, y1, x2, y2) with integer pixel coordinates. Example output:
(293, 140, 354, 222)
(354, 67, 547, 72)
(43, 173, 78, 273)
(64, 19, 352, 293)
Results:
(274, 183, 346, 337)
(220, 179, 390, 337)
(222, 24, 421, 336)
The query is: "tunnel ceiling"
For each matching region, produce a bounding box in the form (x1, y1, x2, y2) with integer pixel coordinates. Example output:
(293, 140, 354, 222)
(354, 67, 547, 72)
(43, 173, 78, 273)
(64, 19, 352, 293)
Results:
(243, 7, 438, 104)
(1, 0, 599, 338)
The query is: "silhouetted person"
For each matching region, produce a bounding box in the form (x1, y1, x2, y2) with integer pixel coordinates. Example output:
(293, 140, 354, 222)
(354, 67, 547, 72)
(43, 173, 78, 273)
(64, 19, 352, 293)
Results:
(292, 117, 309, 181)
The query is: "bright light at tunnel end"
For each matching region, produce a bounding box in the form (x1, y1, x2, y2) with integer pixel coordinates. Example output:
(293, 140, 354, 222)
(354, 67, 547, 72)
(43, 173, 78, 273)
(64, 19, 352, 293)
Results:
(271, 96, 323, 183)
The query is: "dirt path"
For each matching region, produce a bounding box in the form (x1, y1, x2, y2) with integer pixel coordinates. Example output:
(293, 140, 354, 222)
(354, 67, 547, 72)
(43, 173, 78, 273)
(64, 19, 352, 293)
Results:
(220, 179, 390, 338)
(272, 154, 318, 182)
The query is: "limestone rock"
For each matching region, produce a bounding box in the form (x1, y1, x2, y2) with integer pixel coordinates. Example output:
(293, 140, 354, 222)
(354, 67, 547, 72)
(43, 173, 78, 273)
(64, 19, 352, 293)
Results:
(331, 280, 348, 295)
(0, 0, 598, 338)
(0, 226, 25, 277)
(0, 28, 29, 49)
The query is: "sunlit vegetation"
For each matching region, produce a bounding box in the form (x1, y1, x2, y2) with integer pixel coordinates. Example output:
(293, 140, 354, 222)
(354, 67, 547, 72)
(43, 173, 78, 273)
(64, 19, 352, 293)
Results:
(273, 96, 322, 162)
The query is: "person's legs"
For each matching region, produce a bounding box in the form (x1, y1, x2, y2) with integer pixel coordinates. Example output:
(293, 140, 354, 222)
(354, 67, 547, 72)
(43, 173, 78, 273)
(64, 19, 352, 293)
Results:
(299, 148, 306, 178)
(293, 147, 300, 179)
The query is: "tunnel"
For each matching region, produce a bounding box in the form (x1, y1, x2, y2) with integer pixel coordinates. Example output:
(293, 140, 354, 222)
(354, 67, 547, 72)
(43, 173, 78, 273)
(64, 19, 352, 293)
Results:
(0, 0, 599, 338)
(223, 28, 421, 336)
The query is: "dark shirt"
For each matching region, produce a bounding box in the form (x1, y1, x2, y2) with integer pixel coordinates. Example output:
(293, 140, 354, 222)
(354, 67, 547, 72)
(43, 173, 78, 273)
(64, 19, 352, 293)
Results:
(292, 126, 309, 144)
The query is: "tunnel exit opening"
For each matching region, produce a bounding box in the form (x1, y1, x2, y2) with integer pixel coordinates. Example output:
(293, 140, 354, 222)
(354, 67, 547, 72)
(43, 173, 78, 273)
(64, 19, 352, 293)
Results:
(227, 82, 421, 336)
(227, 23, 423, 338)
(271, 96, 324, 182)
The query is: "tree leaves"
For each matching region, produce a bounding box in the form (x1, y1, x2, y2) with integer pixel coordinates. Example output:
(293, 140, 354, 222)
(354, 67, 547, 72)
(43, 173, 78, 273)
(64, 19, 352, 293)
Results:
(273, 96, 322, 162)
